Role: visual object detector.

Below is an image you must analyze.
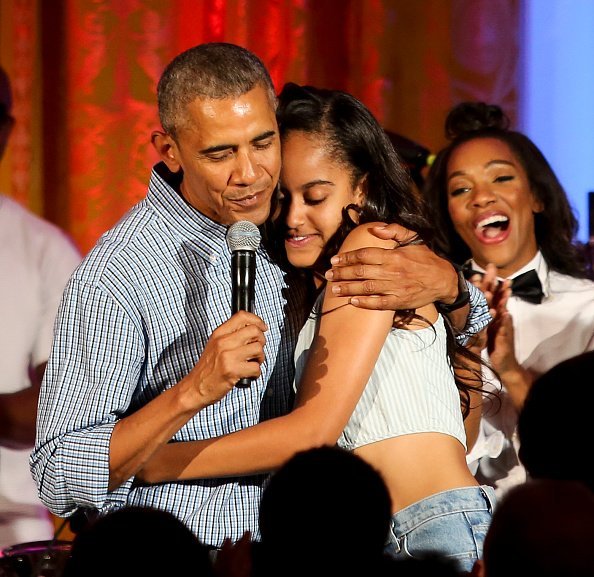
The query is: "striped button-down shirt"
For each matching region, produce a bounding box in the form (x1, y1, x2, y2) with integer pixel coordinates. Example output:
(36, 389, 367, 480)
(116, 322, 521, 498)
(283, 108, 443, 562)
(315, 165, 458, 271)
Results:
(31, 163, 306, 546)
(460, 281, 491, 345)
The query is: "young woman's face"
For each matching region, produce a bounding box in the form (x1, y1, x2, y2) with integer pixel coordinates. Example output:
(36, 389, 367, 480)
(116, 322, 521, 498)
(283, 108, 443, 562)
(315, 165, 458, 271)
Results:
(446, 137, 543, 277)
(279, 131, 364, 273)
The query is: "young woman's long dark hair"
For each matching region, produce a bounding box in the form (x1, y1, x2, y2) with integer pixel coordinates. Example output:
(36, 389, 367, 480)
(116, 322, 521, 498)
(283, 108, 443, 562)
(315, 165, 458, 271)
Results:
(424, 101, 588, 278)
(271, 82, 491, 418)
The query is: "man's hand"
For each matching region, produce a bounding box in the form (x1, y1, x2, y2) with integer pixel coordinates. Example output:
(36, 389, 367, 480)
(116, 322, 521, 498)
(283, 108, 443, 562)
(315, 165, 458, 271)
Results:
(215, 532, 253, 577)
(109, 311, 268, 491)
(186, 311, 268, 406)
(0, 362, 45, 448)
(324, 223, 458, 310)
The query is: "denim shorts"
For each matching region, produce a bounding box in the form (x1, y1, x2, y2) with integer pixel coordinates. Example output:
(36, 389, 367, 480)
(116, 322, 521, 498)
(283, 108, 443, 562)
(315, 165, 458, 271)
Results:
(384, 485, 496, 574)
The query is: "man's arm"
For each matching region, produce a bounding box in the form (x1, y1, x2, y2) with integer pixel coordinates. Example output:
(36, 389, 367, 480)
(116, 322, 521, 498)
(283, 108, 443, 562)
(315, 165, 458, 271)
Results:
(324, 223, 490, 340)
(325, 223, 459, 309)
(0, 362, 44, 448)
(108, 311, 268, 490)
(31, 272, 266, 516)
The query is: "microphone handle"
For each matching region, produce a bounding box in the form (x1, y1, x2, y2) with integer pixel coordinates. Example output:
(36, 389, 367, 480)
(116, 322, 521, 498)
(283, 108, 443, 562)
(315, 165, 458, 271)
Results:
(231, 251, 256, 387)
(231, 251, 255, 314)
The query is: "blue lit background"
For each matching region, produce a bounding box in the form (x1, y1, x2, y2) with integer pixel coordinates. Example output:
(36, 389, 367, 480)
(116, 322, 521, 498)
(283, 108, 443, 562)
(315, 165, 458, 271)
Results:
(520, 0, 594, 243)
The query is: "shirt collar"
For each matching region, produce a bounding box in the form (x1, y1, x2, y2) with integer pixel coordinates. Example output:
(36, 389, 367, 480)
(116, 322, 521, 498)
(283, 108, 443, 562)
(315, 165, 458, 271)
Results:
(147, 162, 227, 246)
(469, 251, 550, 298)
(145, 162, 273, 265)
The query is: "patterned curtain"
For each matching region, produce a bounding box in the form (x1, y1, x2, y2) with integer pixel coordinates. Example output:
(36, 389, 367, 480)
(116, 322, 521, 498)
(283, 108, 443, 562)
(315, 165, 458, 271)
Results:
(0, 0, 520, 255)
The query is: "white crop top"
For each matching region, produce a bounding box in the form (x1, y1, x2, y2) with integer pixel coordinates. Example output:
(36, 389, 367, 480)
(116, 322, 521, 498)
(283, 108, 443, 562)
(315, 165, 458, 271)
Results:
(294, 292, 467, 451)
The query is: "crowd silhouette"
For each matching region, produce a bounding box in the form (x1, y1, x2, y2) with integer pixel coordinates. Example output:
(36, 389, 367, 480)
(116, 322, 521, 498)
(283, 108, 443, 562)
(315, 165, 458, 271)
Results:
(43, 435, 594, 577)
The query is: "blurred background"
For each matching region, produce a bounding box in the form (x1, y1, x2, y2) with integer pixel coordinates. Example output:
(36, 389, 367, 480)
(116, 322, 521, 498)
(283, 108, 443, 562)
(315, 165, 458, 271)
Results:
(1, 0, 593, 255)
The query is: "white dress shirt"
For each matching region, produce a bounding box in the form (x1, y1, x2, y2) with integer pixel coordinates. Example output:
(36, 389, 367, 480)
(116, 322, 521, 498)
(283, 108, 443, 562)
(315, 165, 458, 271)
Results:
(466, 251, 594, 497)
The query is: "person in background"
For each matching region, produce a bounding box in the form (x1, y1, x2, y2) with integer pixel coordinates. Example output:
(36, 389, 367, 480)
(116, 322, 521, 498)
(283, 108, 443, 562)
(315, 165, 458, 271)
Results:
(62, 506, 215, 577)
(0, 66, 82, 547)
(423, 101, 594, 497)
(254, 445, 393, 577)
(470, 478, 594, 577)
(61, 505, 215, 577)
(30, 43, 487, 550)
(385, 130, 432, 193)
(255, 445, 460, 577)
(137, 83, 493, 574)
(517, 350, 594, 492)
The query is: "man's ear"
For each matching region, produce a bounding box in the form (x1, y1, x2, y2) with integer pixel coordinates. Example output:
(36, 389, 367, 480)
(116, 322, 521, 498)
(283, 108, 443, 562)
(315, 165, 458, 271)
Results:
(151, 130, 182, 173)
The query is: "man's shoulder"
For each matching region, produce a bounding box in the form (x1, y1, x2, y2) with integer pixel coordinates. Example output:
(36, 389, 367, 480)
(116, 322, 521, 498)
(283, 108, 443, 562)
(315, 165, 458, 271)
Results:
(2, 194, 62, 235)
(75, 201, 157, 282)
(1, 195, 80, 258)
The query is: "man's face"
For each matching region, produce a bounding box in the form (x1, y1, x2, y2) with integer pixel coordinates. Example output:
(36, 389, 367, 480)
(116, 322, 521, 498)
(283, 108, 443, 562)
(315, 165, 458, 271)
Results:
(168, 85, 281, 226)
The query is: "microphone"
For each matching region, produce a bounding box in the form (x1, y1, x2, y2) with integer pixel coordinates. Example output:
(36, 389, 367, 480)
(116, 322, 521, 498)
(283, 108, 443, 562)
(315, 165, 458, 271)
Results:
(226, 220, 261, 387)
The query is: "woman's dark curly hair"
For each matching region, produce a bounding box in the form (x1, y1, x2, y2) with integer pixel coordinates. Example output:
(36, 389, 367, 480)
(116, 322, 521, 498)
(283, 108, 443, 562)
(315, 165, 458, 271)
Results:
(424, 101, 588, 278)
(268, 82, 490, 418)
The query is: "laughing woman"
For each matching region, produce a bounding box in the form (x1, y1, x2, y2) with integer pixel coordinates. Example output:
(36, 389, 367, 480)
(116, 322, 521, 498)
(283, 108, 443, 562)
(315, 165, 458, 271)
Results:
(423, 101, 594, 497)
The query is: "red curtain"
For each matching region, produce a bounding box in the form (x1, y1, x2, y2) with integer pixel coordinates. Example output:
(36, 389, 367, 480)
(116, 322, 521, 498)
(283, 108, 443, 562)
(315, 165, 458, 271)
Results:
(0, 0, 521, 255)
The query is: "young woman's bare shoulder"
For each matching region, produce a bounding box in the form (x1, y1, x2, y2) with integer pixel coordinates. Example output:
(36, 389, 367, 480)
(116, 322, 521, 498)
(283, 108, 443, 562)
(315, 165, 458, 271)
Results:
(340, 222, 396, 252)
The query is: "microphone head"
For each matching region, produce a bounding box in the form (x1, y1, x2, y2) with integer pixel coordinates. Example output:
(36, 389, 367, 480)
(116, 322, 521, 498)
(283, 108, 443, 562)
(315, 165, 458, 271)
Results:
(226, 220, 261, 252)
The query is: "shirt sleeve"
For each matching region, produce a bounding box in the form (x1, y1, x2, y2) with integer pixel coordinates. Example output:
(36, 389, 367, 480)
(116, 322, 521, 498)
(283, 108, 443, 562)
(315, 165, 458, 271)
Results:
(30, 278, 143, 516)
(455, 281, 491, 345)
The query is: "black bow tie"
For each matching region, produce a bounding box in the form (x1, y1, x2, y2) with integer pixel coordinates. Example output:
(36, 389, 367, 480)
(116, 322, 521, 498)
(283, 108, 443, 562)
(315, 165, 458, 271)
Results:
(510, 270, 544, 304)
(463, 264, 544, 304)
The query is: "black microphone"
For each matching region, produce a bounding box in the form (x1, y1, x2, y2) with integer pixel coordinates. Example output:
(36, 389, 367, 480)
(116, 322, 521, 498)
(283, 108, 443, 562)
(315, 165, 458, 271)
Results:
(226, 220, 261, 387)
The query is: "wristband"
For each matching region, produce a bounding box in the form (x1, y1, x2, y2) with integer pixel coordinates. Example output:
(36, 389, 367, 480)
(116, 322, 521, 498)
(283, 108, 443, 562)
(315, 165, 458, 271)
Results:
(437, 266, 470, 313)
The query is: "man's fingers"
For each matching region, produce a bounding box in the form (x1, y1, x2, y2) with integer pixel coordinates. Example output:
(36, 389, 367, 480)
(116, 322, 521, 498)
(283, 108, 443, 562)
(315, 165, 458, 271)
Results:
(326, 263, 366, 281)
(219, 342, 265, 383)
(326, 263, 392, 282)
(367, 222, 418, 244)
(330, 279, 386, 296)
(214, 311, 268, 337)
(347, 295, 398, 310)
(244, 341, 266, 364)
(330, 246, 387, 267)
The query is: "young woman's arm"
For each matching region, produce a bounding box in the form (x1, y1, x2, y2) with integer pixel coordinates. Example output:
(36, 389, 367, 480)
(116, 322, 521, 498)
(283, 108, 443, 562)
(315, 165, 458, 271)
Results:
(456, 346, 484, 452)
(137, 223, 402, 483)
